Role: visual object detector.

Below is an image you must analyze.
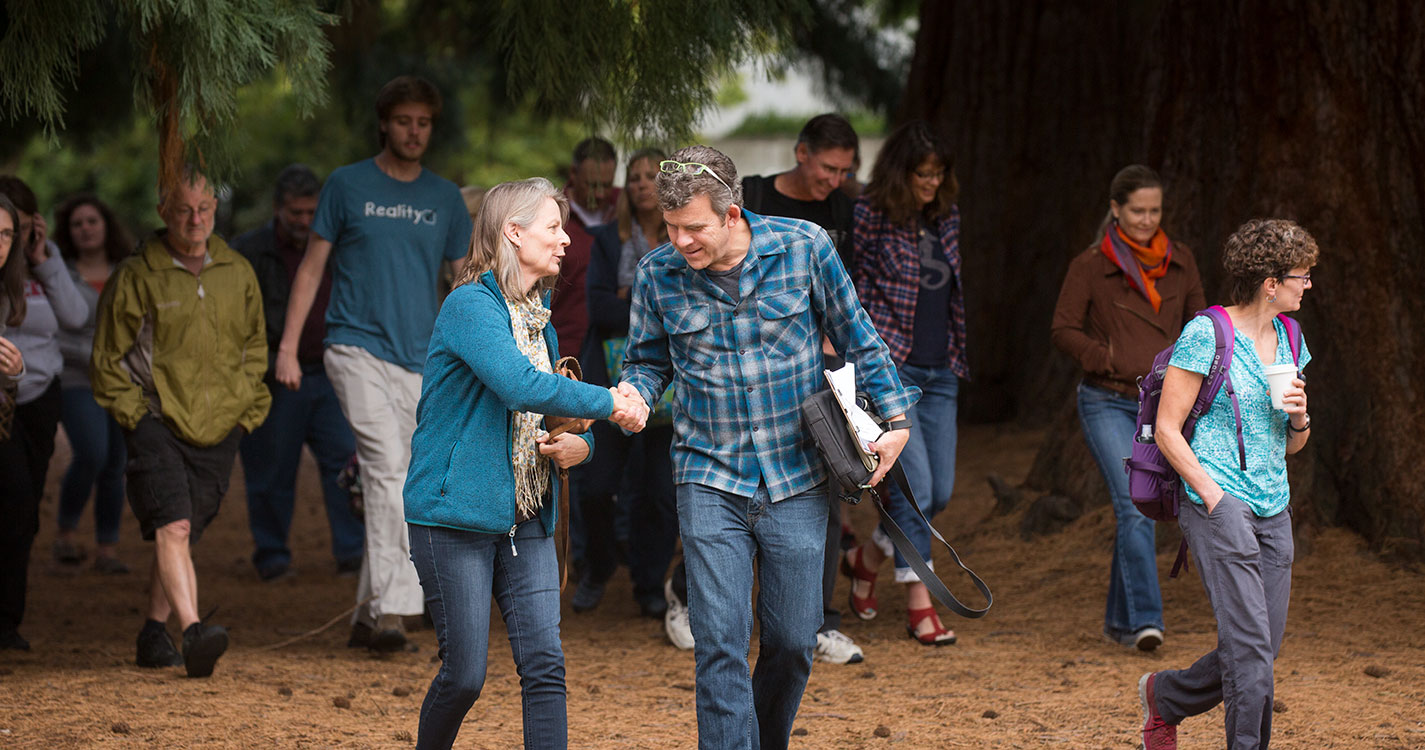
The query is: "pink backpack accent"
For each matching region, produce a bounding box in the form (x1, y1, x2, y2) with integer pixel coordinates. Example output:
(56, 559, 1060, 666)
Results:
(1124, 306, 1302, 576)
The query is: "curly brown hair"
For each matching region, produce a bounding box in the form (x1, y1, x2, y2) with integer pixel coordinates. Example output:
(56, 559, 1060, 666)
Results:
(1221, 219, 1320, 306)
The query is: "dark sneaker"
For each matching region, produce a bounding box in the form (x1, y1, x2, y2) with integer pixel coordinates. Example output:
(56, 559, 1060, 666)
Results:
(570, 577, 605, 613)
(93, 555, 131, 575)
(369, 614, 407, 653)
(136, 623, 183, 667)
(52, 539, 87, 565)
(182, 623, 229, 678)
(1139, 672, 1177, 750)
(348, 621, 374, 649)
(256, 561, 293, 582)
(0, 629, 31, 651)
(637, 594, 668, 619)
(335, 558, 362, 578)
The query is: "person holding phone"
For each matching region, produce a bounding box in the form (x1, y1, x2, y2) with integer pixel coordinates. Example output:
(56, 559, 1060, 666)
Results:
(0, 177, 88, 651)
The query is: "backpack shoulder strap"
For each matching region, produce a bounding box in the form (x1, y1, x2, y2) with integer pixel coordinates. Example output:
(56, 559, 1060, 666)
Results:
(1196, 306, 1247, 470)
(1277, 314, 1304, 367)
(741, 175, 765, 214)
(1191, 306, 1235, 418)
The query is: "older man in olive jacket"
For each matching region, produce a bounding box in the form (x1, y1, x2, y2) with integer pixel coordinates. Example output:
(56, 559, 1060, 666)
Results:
(91, 171, 270, 678)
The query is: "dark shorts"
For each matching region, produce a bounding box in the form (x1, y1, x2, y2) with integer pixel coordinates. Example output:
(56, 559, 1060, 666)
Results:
(124, 415, 242, 543)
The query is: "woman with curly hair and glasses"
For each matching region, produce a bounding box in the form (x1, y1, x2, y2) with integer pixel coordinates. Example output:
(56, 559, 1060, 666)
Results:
(1138, 219, 1317, 750)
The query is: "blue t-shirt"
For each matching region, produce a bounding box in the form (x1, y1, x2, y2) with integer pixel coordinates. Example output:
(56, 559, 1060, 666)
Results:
(312, 159, 473, 371)
(1169, 315, 1311, 517)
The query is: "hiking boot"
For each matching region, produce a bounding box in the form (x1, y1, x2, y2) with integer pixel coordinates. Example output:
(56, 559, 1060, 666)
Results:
(1139, 672, 1177, 750)
(136, 621, 183, 667)
(570, 576, 606, 613)
(663, 578, 694, 651)
(1134, 627, 1164, 652)
(814, 629, 864, 664)
(369, 614, 407, 653)
(181, 622, 229, 678)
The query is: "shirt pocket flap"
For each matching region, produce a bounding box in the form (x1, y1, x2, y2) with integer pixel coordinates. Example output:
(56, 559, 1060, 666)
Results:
(664, 305, 712, 335)
(756, 289, 810, 320)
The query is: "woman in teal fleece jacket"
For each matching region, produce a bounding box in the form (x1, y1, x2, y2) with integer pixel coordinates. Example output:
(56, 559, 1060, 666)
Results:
(403, 178, 647, 750)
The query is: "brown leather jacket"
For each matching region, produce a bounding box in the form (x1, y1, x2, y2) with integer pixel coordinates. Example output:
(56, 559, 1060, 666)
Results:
(1051, 242, 1206, 396)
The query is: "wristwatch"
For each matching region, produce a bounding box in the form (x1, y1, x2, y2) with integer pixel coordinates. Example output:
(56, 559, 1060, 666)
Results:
(883, 419, 912, 432)
(1287, 414, 1311, 433)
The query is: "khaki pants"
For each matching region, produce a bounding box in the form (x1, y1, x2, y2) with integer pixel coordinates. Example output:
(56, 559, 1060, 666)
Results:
(325, 344, 425, 620)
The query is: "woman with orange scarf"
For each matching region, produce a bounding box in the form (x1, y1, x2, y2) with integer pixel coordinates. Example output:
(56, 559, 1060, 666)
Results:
(1051, 165, 1205, 652)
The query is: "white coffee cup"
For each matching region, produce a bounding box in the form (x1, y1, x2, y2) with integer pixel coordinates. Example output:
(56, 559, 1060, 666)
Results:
(1262, 363, 1297, 410)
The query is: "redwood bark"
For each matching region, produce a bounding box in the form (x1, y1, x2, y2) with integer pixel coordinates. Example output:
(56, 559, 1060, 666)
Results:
(904, 0, 1425, 559)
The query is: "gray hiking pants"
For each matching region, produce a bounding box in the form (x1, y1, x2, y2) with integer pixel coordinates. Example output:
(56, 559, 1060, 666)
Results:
(1154, 492, 1293, 750)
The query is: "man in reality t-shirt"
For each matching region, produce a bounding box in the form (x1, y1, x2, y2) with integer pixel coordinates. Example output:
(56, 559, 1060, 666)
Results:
(274, 76, 473, 654)
(739, 113, 867, 667)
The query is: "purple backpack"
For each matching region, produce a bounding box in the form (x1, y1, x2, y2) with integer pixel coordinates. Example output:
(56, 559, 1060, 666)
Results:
(1124, 306, 1302, 575)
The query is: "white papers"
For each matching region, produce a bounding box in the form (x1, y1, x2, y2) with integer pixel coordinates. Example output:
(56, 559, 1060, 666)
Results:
(825, 363, 882, 472)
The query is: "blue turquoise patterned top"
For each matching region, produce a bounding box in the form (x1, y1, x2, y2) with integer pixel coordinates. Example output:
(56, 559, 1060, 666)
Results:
(1168, 315, 1311, 517)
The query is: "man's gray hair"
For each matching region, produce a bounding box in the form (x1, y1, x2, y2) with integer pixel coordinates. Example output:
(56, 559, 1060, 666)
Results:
(657, 145, 742, 217)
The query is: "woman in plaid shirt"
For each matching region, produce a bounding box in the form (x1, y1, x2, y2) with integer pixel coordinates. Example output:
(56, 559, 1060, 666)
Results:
(843, 120, 968, 646)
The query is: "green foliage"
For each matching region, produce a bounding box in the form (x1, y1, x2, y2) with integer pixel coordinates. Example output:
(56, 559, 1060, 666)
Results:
(494, 0, 809, 143)
(727, 109, 887, 139)
(0, 0, 336, 184)
(0, 0, 108, 134)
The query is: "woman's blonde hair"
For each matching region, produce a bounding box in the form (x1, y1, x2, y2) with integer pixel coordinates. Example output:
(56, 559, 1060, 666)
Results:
(452, 177, 568, 300)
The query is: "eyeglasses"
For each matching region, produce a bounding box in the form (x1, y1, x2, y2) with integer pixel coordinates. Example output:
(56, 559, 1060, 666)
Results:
(659, 160, 734, 198)
(171, 204, 216, 221)
(913, 169, 946, 181)
(1281, 273, 1311, 282)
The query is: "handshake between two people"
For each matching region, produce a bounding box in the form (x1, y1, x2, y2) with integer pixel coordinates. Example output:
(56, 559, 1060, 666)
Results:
(535, 382, 651, 469)
(608, 382, 650, 433)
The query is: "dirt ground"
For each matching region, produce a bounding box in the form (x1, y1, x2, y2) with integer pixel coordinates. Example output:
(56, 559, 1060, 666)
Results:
(2, 423, 1422, 749)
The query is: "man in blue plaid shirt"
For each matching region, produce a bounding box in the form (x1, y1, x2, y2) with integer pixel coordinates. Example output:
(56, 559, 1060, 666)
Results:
(620, 145, 918, 750)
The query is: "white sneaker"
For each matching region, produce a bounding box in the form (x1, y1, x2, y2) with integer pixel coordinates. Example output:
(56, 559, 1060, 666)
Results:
(664, 578, 695, 651)
(1134, 627, 1164, 652)
(814, 629, 864, 664)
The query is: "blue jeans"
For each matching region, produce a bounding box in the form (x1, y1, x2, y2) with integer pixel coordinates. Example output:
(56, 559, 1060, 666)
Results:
(1077, 383, 1163, 639)
(409, 521, 566, 750)
(880, 364, 959, 581)
(239, 371, 363, 571)
(57, 386, 126, 544)
(678, 482, 829, 750)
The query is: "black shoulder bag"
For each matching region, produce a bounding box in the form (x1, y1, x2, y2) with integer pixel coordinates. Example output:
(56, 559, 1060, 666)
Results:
(800, 388, 993, 619)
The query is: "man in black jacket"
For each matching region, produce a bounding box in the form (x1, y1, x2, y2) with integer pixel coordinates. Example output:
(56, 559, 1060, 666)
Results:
(232, 164, 363, 584)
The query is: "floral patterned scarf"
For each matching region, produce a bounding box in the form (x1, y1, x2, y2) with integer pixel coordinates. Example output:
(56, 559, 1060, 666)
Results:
(505, 294, 553, 518)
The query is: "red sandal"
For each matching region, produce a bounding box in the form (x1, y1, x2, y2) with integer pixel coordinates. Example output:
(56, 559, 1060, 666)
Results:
(906, 606, 956, 646)
(840, 545, 879, 620)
